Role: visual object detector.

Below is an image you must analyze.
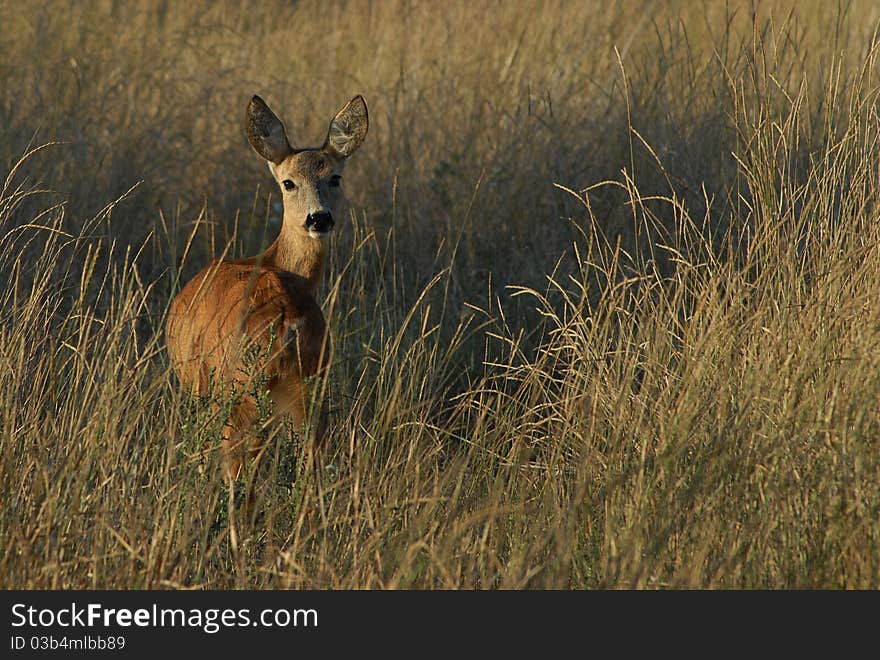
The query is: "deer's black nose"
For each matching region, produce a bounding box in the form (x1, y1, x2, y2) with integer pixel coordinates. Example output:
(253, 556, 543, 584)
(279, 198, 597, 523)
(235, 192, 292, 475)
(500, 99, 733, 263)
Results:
(304, 211, 334, 234)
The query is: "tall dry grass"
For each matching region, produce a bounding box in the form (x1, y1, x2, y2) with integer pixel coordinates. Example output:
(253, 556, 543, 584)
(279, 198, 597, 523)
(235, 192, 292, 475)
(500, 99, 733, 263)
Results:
(2, 0, 880, 588)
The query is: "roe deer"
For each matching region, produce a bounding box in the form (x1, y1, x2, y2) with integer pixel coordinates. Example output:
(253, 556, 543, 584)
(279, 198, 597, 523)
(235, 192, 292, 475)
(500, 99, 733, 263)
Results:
(166, 94, 368, 481)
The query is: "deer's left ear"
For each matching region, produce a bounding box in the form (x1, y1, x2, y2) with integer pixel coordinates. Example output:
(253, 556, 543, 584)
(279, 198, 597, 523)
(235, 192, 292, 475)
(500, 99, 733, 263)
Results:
(246, 95, 293, 164)
(323, 95, 368, 158)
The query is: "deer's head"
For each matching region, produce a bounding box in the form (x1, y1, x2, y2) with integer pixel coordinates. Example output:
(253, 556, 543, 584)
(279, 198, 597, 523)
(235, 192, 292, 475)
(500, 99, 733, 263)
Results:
(246, 95, 368, 239)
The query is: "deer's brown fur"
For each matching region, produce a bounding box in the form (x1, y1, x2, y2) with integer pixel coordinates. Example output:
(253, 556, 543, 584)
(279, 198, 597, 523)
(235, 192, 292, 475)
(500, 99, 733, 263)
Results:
(166, 94, 368, 479)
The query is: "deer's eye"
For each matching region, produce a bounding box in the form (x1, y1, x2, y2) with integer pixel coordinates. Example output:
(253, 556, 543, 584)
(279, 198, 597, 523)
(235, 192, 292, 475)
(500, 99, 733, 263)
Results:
(329, 175, 342, 188)
(283, 179, 297, 191)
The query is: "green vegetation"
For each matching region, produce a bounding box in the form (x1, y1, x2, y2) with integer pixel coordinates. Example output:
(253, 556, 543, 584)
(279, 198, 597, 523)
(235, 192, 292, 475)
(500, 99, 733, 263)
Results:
(1, 0, 879, 588)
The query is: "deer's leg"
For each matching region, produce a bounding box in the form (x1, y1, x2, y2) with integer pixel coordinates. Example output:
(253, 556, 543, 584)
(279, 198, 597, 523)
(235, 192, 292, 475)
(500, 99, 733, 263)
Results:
(219, 395, 261, 482)
(218, 394, 274, 526)
(270, 376, 328, 465)
(269, 376, 325, 534)
(270, 377, 308, 432)
(221, 422, 245, 483)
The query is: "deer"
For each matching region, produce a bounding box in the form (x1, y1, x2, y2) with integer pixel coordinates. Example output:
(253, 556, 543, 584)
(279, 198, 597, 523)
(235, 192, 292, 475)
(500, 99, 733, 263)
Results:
(166, 94, 368, 484)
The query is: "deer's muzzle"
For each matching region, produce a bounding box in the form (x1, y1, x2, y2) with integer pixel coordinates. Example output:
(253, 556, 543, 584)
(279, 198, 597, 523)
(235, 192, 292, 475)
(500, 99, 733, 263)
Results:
(304, 211, 334, 234)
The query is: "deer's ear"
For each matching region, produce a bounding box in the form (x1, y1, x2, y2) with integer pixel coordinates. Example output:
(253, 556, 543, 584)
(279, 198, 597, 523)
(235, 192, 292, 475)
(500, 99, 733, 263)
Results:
(246, 95, 292, 164)
(323, 95, 368, 159)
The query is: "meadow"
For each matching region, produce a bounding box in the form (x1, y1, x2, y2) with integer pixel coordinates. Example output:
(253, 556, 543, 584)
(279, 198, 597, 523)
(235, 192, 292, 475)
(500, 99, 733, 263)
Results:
(2, 0, 880, 588)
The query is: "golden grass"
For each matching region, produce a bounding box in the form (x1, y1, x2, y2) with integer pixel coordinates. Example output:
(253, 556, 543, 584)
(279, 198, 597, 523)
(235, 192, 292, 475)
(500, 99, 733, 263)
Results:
(2, 0, 880, 588)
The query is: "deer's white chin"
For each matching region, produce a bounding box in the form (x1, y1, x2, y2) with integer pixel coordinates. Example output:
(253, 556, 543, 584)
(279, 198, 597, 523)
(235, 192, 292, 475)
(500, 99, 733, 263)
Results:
(308, 229, 330, 240)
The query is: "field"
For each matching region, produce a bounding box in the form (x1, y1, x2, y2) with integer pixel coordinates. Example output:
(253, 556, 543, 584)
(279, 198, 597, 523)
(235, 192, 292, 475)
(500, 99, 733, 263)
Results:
(2, 0, 880, 588)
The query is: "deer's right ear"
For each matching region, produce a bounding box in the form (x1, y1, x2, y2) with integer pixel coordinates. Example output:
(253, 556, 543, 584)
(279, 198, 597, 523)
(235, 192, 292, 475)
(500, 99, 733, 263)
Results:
(246, 95, 292, 164)
(323, 95, 368, 158)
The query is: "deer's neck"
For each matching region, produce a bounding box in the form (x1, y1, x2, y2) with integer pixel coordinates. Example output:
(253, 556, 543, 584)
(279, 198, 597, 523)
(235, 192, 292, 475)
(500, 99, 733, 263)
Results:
(264, 226, 327, 294)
